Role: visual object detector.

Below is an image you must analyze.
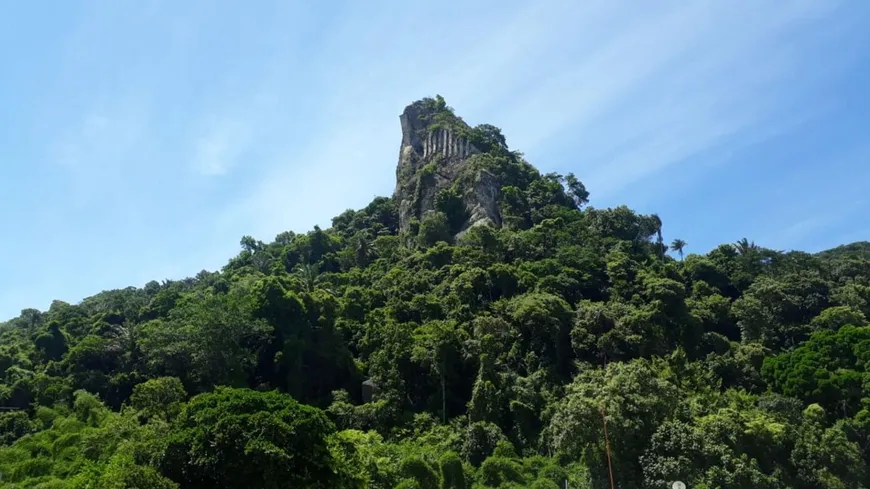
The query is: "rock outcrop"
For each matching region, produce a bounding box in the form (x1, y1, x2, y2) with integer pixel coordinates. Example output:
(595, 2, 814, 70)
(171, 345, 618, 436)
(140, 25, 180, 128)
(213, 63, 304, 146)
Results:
(394, 98, 502, 236)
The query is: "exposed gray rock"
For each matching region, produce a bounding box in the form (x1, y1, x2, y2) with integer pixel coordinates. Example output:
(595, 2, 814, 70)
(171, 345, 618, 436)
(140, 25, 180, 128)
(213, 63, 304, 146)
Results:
(457, 170, 502, 239)
(362, 378, 380, 403)
(394, 99, 502, 235)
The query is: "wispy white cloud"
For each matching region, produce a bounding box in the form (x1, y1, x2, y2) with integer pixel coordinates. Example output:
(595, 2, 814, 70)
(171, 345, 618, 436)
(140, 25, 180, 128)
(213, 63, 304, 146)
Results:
(6, 0, 865, 320)
(192, 118, 251, 176)
(55, 111, 142, 172)
(216, 123, 396, 241)
(212, 1, 614, 238)
(757, 193, 868, 251)
(483, 1, 847, 197)
(51, 99, 150, 207)
(764, 216, 828, 250)
(218, 0, 857, 241)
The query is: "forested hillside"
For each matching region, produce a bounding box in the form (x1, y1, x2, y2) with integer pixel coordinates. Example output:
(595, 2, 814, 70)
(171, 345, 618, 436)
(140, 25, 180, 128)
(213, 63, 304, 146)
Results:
(2, 98, 870, 489)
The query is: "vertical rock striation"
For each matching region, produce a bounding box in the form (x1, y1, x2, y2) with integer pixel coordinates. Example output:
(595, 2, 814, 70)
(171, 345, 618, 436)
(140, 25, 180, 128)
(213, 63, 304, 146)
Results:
(394, 98, 502, 236)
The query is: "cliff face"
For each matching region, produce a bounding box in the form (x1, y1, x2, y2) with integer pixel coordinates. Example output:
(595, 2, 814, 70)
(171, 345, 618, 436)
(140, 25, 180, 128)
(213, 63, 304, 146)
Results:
(394, 99, 502, 236)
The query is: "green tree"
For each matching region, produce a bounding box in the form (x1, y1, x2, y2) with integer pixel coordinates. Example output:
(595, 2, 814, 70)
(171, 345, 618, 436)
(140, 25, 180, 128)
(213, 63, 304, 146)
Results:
(99, 453, 179, 489)
(468, 355, 505, 426)
(400, 455, 440, 489)
(563, 173, 589, 208)
(670, 238, 687, 261)
(354, 233, 373, 268)
(0, 410, 35, 445)
(439, 451, 467, 489)
(809, 305, 867, 332)
(33, 321, 68, 362)
(790, 404, 867, 489)
(412, 320, 465, 423)
(162, 387, 346, 489)
(735, 237, 759, 256)
(651, 213, 665, 261)
(762, 325, 870, 416)
(294, 263, 333, 294)
(548, 360, 679, 489)
(733, 273, 830, 349)
(419, 212, 452, 247)
(130, 377, 187, 421)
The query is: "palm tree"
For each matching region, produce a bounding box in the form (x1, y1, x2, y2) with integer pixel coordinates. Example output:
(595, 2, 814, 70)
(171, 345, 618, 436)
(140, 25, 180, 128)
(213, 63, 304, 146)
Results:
(292, 263, 333, 294)
(105, 322, 140, 369)
(670, 239, 687, 261)
(651, 213, 665, 262)
(412, 320, 460, 423)
(355, 234, 373, 268)
(734, 238, 758, 256)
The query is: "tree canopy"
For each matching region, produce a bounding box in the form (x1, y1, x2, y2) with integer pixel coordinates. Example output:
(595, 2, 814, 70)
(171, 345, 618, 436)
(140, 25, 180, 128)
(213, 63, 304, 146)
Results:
(2, 98, 870, 488)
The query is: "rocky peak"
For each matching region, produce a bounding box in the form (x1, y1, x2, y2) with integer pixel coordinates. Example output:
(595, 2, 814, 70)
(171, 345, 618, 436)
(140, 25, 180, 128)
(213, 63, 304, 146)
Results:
(394, 97, 502, 236)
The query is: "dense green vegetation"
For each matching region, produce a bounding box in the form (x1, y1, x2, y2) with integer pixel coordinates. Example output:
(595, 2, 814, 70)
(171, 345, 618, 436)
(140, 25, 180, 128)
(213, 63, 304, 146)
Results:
(2, 99, 870, 488)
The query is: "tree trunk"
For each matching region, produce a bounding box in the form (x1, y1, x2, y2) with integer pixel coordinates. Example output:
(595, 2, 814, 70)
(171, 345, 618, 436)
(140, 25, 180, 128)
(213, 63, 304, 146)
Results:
(441, 360, 447, 424)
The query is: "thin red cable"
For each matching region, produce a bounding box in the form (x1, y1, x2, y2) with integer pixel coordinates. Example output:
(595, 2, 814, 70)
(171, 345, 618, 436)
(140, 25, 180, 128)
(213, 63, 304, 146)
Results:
(601, 355, 616, 489)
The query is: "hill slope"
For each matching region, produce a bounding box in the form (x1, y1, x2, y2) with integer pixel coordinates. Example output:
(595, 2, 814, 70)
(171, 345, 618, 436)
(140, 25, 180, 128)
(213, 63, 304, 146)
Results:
(1, 98, 869, 489)
(816, 240, 870, 261)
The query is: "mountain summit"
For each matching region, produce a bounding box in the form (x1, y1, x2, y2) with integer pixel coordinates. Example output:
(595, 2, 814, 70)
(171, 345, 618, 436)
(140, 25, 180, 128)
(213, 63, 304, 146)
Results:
(394, 96, 503, 237)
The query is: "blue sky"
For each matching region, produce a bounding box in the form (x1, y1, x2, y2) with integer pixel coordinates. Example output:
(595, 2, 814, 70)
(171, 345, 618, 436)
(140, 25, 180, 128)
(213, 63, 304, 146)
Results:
(1, 0, 869, 320)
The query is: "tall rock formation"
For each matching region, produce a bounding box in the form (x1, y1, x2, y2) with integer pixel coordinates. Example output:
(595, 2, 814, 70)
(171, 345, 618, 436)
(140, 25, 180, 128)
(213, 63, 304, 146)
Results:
(394, 97, 502, 236)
